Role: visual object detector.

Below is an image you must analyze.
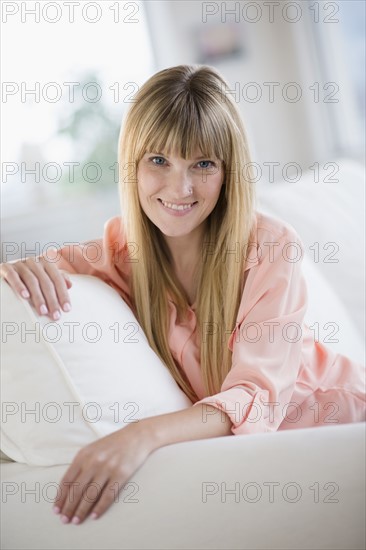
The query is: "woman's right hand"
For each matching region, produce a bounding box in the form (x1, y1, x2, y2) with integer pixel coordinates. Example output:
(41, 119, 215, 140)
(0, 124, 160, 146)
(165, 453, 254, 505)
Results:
(0, 252, 73, 321)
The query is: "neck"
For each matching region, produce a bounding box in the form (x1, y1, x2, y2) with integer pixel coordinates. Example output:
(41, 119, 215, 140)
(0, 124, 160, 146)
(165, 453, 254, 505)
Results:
(164, 225, 205, 275)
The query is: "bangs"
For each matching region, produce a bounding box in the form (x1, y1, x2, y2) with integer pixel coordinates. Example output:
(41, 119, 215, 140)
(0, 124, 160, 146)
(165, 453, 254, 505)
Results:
(137, 92, 231, 162)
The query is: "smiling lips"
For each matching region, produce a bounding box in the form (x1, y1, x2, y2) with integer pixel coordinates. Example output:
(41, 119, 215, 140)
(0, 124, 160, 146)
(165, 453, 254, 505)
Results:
(158, 198, 198, 211)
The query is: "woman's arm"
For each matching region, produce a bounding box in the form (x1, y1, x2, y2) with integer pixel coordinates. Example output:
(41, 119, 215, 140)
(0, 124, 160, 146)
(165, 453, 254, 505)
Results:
(0, 216, 132, 321)
(140, 403, 233, 451)
(53, 404, 233, 525)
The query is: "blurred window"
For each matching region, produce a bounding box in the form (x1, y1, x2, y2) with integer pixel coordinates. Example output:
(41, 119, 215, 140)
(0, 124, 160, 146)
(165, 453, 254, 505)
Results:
(338, 0, 365, 122)
(310, 0, 365, 159)
(2, 1, 155, 217)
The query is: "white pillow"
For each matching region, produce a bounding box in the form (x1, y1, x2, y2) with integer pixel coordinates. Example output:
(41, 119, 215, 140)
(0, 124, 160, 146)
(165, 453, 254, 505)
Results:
(0, 449, 13, 463)
(257, 158, 365, 339)
(301, 252, 364, 365)
(0, 275, 192, 466)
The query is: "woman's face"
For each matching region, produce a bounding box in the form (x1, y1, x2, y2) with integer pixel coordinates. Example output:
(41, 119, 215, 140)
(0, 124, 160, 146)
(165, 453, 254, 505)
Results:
(136, 149, 225, 238)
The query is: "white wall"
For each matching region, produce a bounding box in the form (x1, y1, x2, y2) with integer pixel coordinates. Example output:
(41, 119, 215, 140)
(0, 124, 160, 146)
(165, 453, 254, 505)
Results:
(144, 0, 358, 177)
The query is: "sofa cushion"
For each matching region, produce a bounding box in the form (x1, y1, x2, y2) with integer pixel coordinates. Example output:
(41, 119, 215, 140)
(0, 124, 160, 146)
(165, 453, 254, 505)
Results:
(257, 158, 365, 339)
(287, 227, 364, 365)
(0, 275, 192, 466)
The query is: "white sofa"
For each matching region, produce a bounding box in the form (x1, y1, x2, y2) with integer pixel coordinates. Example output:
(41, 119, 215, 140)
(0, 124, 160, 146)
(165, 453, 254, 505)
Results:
(1, 158, 365, 549)
(1, 423, 365, 550)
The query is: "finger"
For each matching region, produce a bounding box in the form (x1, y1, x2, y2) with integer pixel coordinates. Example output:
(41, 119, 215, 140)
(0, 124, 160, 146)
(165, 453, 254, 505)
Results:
(43, 264, 72, 313)
(52, 461, 82, 514)
(0, 264, 31, 299)
(58, 471, 97, 524)
(85, 476, 125, 522)
(63, 274, 73, 290)
(14, 264, 52, 317)
(69, 475, 109, 525)
(23, 261, 63, 320)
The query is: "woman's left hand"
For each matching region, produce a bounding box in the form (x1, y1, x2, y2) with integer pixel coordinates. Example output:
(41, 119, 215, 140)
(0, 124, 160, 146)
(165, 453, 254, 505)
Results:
(52, 421, 155, 524)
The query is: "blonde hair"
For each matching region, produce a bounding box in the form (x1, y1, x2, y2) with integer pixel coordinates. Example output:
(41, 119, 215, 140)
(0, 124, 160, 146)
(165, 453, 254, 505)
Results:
(118, 64, 257, 403)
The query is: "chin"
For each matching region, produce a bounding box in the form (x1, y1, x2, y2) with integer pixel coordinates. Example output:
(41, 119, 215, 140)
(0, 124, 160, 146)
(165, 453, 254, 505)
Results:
(159, 227, 191, 237)
(154, 222, 192, 237)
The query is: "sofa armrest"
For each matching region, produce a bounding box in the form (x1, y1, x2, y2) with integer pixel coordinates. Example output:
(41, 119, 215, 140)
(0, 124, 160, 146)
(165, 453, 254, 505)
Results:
(1, 422, 365, 549)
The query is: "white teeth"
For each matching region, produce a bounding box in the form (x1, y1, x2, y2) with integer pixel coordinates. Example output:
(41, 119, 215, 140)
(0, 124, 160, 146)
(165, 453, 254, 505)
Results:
(160, 200, 195, 211)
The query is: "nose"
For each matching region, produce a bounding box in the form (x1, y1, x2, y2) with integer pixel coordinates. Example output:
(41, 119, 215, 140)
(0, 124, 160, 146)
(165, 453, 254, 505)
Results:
(168, 169, 193, 201)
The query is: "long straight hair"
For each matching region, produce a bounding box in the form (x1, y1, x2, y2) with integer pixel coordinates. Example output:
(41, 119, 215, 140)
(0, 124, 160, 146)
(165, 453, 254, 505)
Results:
(118, 64, 257, 403)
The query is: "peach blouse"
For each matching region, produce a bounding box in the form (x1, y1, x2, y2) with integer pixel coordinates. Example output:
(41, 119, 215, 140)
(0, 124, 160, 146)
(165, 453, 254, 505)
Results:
(52, 211, 366, 435)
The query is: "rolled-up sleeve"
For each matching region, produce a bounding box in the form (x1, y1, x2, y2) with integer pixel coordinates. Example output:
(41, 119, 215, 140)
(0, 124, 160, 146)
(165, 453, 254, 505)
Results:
(193, 223, 308, 435)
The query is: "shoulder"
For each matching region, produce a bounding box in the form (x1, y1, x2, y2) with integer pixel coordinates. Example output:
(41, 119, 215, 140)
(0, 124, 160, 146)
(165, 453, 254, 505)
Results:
(103, 215, 127, 249)
(253, 210, 303, 246)
(104, 215, 124, 237)
(244, 211, 304, 272)
(102, 215, 133, 270)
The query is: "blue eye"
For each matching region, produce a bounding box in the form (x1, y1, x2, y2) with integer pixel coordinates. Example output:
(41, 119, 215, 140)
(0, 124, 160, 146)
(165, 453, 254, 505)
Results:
(198, 160, 214, 169)
(151, 156, 166, 166)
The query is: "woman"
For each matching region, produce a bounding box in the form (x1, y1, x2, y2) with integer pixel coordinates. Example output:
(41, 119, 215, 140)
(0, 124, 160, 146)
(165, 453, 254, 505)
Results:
(1, 64, 365, 525)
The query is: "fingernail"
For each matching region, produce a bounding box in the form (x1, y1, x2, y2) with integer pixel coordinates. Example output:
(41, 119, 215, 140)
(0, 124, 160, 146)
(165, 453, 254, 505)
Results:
(63, 302, 71, 312)
(53, 310, 61, 320)
(71, 516, 80, 525)
(21, 290, 30, 298)
(90, 512, 98, 520)
(40, 304, 48, 315)
(53, 506, 60, 514)
(61, 515, 69, 524)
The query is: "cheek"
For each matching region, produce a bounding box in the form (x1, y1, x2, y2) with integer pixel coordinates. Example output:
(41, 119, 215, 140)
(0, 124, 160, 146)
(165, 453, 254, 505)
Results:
(136, 175, 144, 202)
(205, 174, 224, 200)
(137, 175, 151, 202)
(137, 170, 161, 197)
